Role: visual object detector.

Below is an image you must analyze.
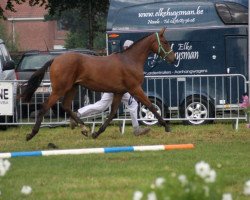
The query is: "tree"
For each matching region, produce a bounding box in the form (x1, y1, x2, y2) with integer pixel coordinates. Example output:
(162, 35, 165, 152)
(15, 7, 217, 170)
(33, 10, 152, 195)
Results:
(0, 0, 109, 49)
(0, 21, 19, 51)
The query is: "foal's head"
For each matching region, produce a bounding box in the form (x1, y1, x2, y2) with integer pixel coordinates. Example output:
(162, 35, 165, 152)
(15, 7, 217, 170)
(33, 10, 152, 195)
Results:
(152, 28, 176, 64)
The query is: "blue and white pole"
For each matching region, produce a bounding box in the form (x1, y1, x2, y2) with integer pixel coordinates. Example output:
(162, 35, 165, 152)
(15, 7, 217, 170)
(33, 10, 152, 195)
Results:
(0, 144, 194, 158)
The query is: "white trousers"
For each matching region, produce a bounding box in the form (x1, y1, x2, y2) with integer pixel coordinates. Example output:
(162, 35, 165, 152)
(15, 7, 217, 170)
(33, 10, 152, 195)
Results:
(78, 93, 139, 128)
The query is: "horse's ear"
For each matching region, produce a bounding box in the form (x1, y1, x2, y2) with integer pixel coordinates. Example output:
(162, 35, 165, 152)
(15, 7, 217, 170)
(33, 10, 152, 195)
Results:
(159, 27, 166, 36)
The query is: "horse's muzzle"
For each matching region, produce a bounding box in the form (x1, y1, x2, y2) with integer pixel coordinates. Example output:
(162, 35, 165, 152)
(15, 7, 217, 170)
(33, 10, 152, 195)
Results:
(166, 57, 177, 64)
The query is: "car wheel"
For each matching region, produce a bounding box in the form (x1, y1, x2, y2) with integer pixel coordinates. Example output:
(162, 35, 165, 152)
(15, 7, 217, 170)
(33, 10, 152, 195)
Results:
(138, 98, 163, 126)
(180, 96, 214, 125)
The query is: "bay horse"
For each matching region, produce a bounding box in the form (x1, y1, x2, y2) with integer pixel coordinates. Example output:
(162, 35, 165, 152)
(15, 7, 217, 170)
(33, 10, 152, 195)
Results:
(20, 28, 176, 141)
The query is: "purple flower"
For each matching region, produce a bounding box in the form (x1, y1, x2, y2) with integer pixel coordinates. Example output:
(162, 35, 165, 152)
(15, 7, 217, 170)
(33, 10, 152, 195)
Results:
(240, 95, 250, 109)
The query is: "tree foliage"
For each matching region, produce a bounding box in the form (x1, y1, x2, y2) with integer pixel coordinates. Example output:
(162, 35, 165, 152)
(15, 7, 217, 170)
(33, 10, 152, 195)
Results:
(1, 0, 109, 49)
(0, 0, 46, 19)
(0, 21, 19, 51)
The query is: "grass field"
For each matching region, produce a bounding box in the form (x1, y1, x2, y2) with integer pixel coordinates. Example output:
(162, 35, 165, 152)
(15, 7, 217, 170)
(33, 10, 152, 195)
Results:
(0, 122, 249, 200)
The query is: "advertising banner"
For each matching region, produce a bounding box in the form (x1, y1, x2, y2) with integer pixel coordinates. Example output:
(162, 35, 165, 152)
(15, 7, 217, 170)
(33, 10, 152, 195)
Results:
(0, 82, 14, 116)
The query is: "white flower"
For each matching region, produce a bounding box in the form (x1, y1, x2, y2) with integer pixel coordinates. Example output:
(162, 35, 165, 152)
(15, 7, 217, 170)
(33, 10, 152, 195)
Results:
(195, 161, 217, 183)
(245, 180, 250, 187)
(195, 161, 211, 179)
(155, 177, 165, 188)
(3, 159, 11, 171)
(0, 165, 6, 176)
(222, 193, 233, 200)
(178, 174, 188, 186)
(147, 192, 157, 200)
(243, 180, 250, 196)
(21, 185, 32, 195)
(0, 159, 11, 177)
(133, 190, 143, 200)
(204, 169, 216, 183)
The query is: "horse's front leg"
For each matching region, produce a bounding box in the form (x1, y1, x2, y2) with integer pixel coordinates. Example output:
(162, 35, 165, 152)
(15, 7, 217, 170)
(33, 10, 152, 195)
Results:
(92, 94, 123, 139)
(131, 87, 170, 132)
(26, 93, 60, 141)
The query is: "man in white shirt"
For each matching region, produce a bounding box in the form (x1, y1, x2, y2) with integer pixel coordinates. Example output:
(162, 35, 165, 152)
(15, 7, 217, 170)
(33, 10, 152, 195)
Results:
(70, 40, 150, 136)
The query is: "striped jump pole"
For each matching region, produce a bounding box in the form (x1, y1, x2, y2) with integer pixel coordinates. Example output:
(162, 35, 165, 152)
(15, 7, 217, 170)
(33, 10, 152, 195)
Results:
(0, 144, 194, 158)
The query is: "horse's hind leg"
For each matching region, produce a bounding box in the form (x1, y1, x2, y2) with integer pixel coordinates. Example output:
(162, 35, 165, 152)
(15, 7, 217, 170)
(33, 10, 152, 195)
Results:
(62, 86, 88, 135)
(26, 92, 60, 141)
(132, 87, 170, 132)
(92, 94, 123, 139)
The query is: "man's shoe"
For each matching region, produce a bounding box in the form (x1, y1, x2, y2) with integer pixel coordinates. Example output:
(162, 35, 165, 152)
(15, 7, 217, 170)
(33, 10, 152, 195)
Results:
(133, 127, 150, 136)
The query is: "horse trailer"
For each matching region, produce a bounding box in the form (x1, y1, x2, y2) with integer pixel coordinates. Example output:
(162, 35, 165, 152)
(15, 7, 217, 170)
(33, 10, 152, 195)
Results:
(106, 0, 249, 125)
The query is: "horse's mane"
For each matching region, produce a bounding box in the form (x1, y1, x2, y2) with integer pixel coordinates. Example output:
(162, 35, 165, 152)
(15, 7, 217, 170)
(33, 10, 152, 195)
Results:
(120, 33, 152, 53)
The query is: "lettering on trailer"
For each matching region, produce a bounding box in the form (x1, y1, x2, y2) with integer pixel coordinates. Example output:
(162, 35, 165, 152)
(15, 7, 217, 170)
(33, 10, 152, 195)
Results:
(146, 41, 210, 75)
(138, 6, 204, 25)
(173, 42, 199, 68)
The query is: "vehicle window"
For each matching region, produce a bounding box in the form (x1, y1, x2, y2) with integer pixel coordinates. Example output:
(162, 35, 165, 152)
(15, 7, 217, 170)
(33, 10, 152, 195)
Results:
(19, 54, 56, 70)
(215, 3, 248, 24)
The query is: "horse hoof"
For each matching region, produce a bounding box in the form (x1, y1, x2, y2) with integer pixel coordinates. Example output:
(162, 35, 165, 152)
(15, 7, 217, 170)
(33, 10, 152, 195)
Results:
(165, 125, 171, 133)
(81, 126, 89, 137)
(92, 132, 99, 139)
(26, 134, 33, 141)
(81, 130, 88, 137)
(69, 115, 78, 130)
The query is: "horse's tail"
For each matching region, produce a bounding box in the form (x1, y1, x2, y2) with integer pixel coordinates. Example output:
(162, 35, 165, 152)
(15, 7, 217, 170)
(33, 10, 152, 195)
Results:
(20, 59, 54, 102)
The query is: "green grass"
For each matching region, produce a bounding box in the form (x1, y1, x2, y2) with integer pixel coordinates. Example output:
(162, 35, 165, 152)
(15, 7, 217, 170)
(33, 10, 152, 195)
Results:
(0, 122, 249, 200)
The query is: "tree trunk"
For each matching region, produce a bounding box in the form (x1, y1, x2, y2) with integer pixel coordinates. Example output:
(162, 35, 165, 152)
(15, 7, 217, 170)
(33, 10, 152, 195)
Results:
(88, 0, 94, 49)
